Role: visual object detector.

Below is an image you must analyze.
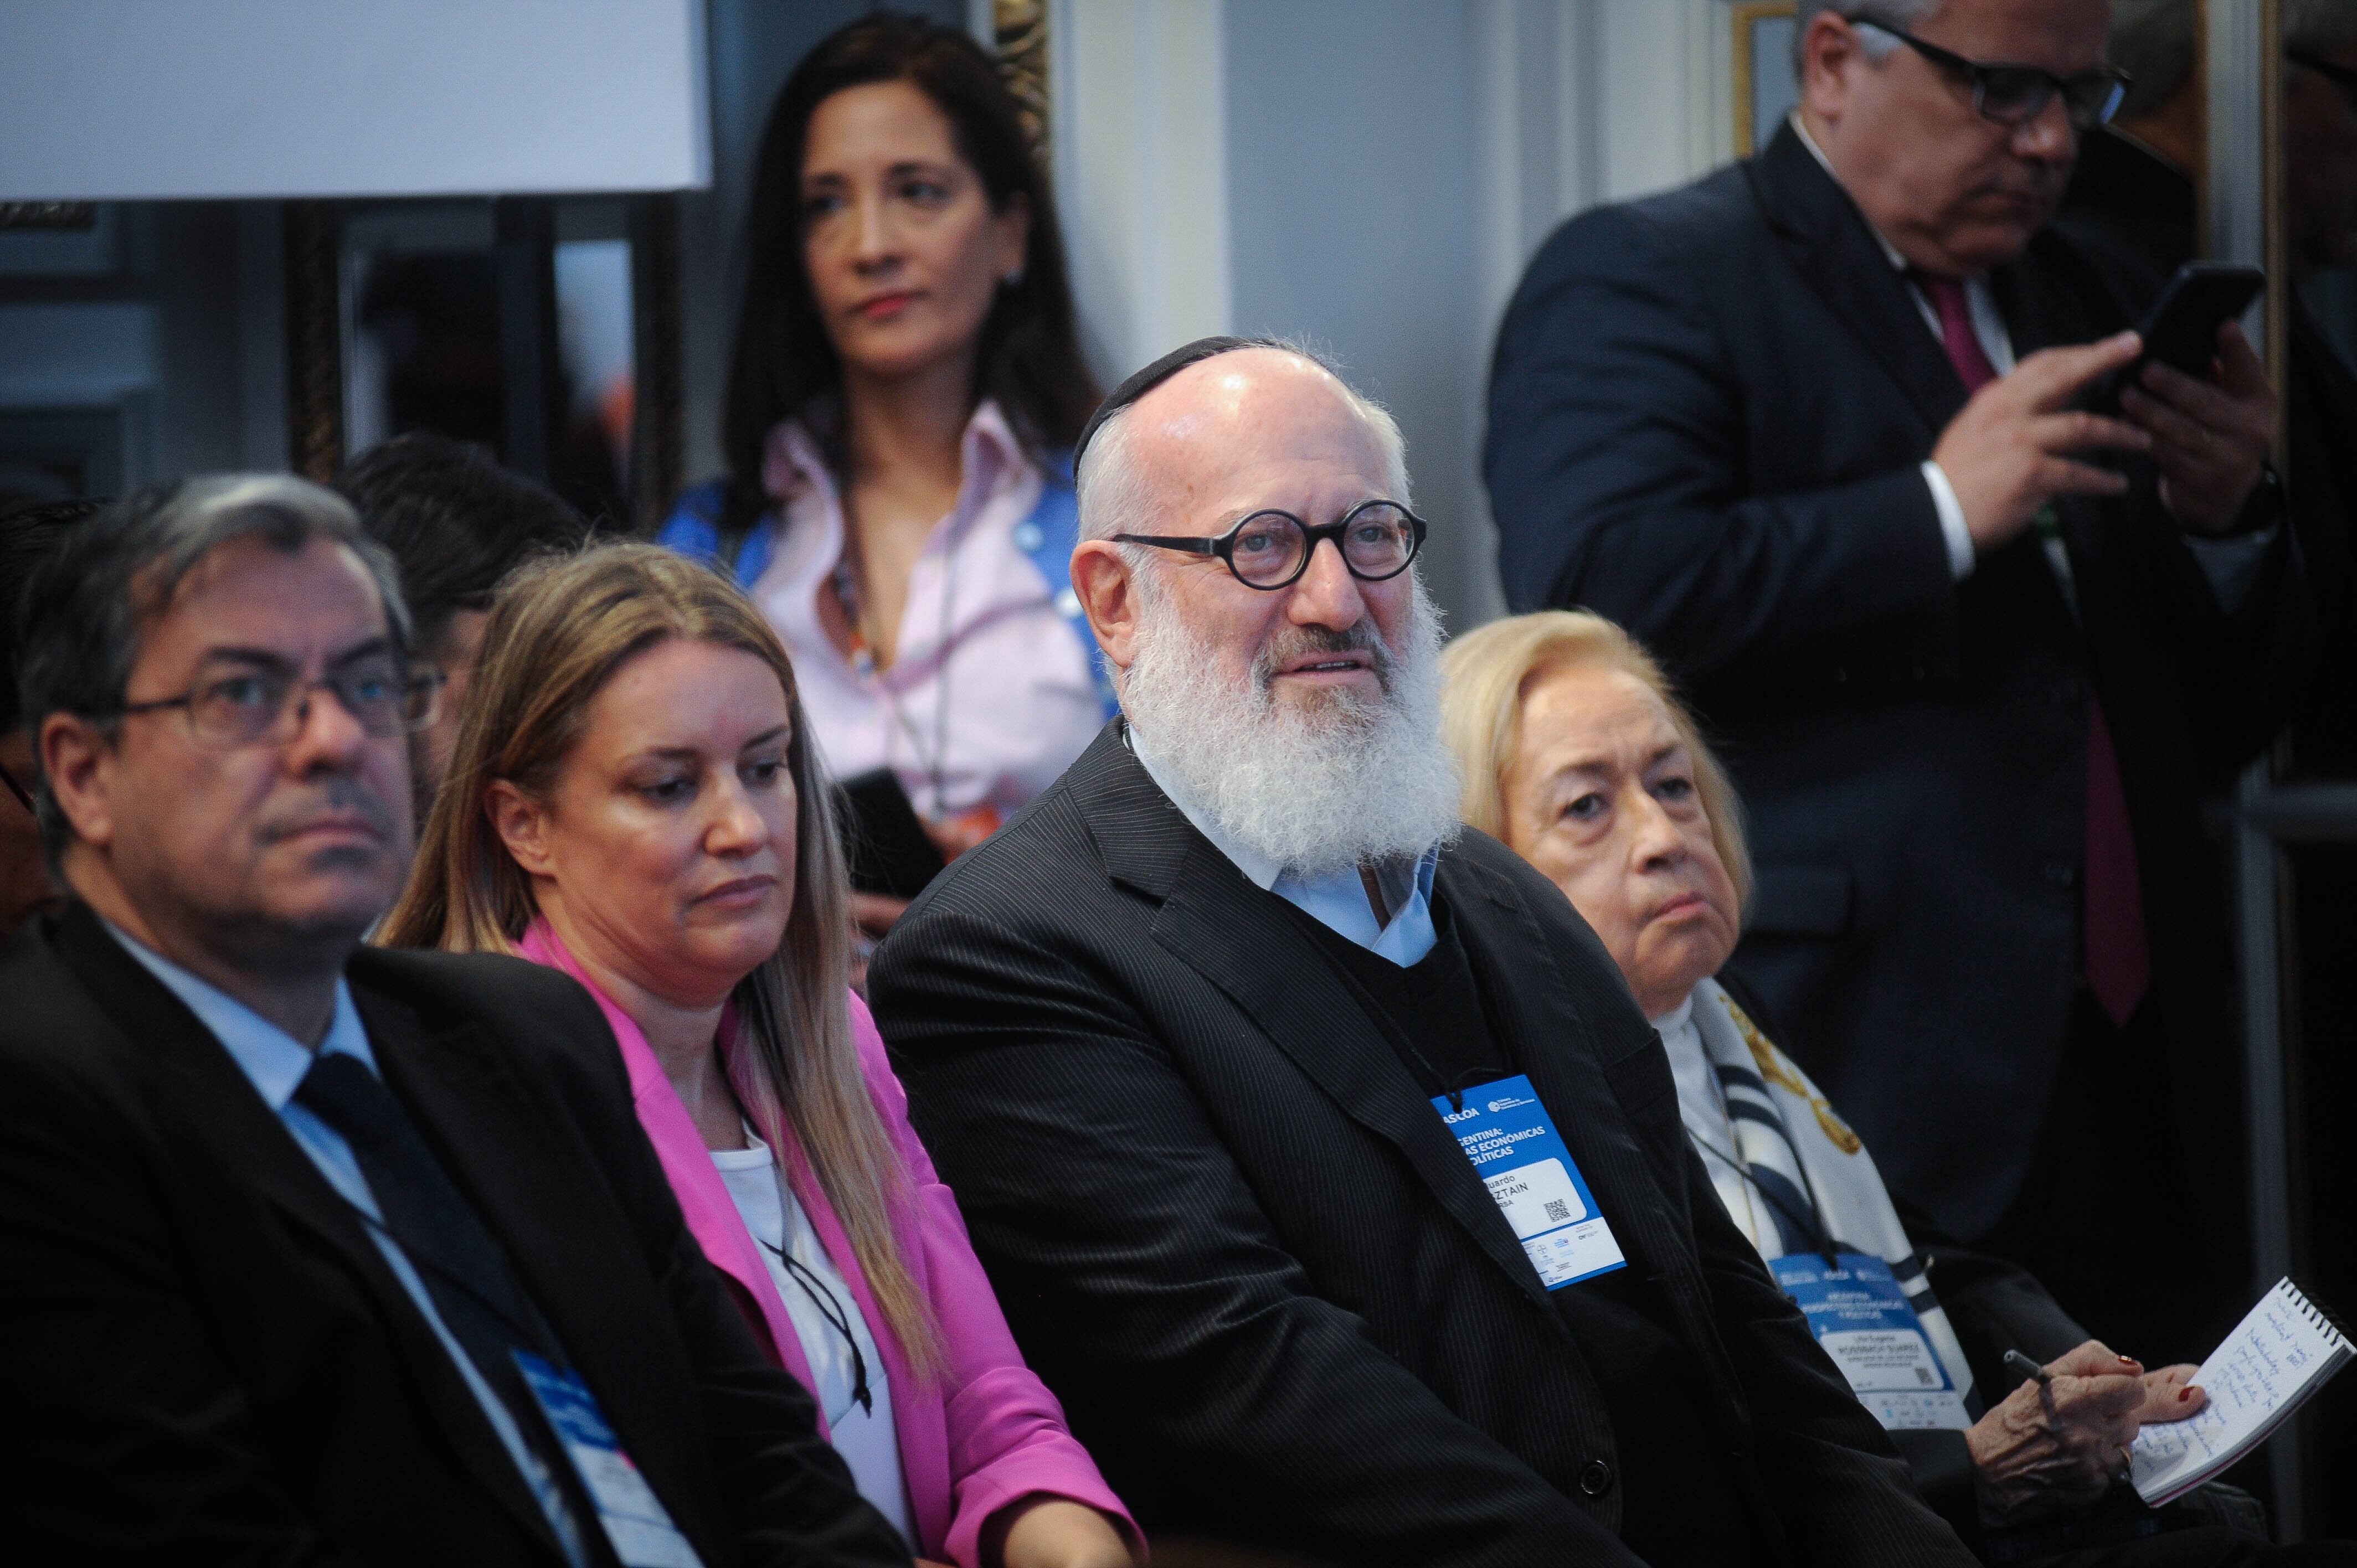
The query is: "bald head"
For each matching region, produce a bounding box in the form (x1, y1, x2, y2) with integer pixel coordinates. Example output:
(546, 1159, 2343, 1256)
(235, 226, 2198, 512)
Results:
(1065, 342, 1458, 875)
(1077, 343, 1409, 545)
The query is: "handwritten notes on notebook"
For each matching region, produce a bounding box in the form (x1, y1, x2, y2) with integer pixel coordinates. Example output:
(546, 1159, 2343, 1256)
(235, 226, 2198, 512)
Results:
(2131, 1277, 2351, 1506)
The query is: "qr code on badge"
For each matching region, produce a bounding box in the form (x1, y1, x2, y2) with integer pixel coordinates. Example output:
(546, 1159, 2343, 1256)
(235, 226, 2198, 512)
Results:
(1543, 1199, 1571, 1223)
(1915, 1367, 1935, 1385)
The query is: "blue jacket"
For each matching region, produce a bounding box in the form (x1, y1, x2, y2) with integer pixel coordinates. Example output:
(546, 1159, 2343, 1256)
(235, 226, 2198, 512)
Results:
(658, 451, 1118, 719)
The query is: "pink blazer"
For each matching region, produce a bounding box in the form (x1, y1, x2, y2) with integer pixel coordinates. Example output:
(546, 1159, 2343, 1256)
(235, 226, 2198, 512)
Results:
(518, 922, 1135, 1566)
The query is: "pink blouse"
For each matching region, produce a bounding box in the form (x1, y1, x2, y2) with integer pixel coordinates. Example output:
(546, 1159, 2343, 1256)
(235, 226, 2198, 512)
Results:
(753, 401, 1103, 820)
(515, 920, 1136, 1566)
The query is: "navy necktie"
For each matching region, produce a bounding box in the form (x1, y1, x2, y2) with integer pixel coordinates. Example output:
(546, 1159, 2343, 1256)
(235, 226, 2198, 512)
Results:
(293, 1051, 599, 1550)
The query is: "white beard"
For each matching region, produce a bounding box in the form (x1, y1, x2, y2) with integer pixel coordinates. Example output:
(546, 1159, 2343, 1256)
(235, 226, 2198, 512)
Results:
(1119, 569, 1463, 879)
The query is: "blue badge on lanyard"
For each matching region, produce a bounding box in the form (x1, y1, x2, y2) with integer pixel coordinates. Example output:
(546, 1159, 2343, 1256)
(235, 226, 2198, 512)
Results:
(1766, 1254, 1972, 1431)
(514, 1352, 706, 1567)
(1436, 1075, 1627, 1289)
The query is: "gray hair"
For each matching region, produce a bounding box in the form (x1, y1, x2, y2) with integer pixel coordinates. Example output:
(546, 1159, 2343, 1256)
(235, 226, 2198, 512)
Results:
(2287, 0, 2357, 55)
(1793, 0, 1943, 70)
(1075, 337, 1412, 553)
(16, 473, 410, 860)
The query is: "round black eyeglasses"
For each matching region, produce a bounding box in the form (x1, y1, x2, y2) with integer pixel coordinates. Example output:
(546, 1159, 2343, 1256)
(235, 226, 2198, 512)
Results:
(1115, 499, 1427, 591)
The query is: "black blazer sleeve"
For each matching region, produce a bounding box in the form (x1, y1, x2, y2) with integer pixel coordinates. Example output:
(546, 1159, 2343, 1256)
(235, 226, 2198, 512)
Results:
(1892, 1194, 2093, 1388)
(1484, 200, 1958, 678)
(514, 973, 912, 1568)
(0, 1030, 371, 1564)
(871, 904, 1638, 1568)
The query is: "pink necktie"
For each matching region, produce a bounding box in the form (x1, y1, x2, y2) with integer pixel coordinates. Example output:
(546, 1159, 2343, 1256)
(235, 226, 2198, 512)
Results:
(1911, 269, 2151, 1029)
(1911, 271, 2001, 393)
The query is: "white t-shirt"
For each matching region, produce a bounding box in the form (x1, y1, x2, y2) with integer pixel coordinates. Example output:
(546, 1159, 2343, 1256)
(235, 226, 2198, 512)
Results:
(709, 1131, 913, 1541)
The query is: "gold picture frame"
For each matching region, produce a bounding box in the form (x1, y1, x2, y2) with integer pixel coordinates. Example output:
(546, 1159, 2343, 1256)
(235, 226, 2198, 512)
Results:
(1733, 1, 1800, 157)
(994, 0, 1051, 161)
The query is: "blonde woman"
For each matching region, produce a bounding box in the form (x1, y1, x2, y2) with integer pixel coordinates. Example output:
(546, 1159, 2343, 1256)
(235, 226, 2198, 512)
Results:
(382, 543, 1134, 1568)
(1437, 611, 2226, 1556)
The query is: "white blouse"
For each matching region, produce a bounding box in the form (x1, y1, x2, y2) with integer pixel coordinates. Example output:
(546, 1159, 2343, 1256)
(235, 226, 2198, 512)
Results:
(709, 1130, 913, 1541)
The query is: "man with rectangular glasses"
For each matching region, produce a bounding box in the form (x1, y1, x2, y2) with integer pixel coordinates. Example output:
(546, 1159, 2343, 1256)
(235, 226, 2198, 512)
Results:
(1488, 0, 2312, 1392)
(0, 475, 910, 1566)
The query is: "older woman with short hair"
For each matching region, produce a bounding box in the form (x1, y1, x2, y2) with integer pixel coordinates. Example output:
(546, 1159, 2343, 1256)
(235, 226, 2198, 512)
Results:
(1436, 610, 2283, 1562)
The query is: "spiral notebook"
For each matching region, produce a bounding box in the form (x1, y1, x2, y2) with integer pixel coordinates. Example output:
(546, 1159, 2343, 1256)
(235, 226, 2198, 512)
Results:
(2130, 1277, 2352, 1506)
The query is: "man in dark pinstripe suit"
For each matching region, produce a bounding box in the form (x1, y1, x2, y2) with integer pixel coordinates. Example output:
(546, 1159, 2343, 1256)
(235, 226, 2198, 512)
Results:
(869, 339, 1975, 1567)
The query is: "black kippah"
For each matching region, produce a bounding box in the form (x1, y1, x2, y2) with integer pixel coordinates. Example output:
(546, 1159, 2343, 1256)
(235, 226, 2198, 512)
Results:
(1072, 334, 1297, 473)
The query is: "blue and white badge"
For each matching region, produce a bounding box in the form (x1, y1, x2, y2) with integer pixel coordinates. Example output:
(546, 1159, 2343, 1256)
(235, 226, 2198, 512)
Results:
(1768, 1253, 1972, 1431)
(1437, 1075, 1626, 1290)
(514, 1352, 704, 1568)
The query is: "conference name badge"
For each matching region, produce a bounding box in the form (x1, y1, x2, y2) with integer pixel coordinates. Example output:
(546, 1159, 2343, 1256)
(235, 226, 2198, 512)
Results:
(514, 1352, 704, 1567)
(1436, 1075, 1626, 1290)
(1767, 1253, 1972, 1431)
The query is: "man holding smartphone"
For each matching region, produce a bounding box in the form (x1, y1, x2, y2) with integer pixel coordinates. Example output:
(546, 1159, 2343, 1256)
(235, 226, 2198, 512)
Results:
(1487, 0, 2310, 1371)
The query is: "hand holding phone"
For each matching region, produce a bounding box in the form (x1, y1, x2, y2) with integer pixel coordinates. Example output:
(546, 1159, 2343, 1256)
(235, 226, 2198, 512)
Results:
(2084, 262, 2265, 416)
(2106, 264, 2275, 535)
(1931, 333, 2150, 555)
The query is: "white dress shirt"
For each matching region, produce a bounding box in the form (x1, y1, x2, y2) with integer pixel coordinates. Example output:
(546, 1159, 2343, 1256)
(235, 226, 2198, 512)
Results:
(1126, 723, 1441, 967)
(1787, 112, 2274, 609)
(104, 922, 589, 1567)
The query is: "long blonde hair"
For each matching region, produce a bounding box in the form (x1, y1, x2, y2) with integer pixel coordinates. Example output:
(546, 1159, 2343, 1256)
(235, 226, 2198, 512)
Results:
(380, 541, 939, 1372)
(1437, 609, 1752, 909)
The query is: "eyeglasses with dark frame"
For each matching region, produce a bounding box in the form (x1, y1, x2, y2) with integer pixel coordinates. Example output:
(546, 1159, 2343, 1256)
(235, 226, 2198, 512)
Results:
(1846, 16, 2130, 131)
(1114, 499, 1428, 591)
(0, 759, 32, 816)
(91, 659, 447, 751)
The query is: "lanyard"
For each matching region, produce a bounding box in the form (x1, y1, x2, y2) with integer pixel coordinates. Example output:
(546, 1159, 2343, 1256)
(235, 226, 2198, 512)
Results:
(759, 1236, 873, 1417)
(1684, 1122, 1840, 1267)
(833, 496, 962, 821)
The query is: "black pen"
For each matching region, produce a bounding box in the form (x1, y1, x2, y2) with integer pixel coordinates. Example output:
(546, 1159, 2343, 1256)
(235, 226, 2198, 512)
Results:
(2004, 1349, 2052, 1386)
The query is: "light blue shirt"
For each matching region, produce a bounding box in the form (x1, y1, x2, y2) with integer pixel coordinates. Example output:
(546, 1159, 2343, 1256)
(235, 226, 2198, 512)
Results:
(102, 922, 589, 1567)
(1128, 725, 1441, 967)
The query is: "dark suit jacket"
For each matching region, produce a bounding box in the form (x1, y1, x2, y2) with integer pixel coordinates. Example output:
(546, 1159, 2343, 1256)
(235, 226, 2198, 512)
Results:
(1484, 122, 2315, 1263)
(866, 726, 1974, 1568)
(0, 901, 911, 1568)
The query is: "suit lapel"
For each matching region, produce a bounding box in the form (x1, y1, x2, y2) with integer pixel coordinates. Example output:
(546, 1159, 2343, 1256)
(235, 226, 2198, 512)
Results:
(1077, 733, 1558, 1317)
(1438, 857, 1679, 1266)
(1747, 121, 1967, 437)
(359, 988, 720, 1562)
(47, 905, 564, 1554)
(1440, 857, 1768, 1457)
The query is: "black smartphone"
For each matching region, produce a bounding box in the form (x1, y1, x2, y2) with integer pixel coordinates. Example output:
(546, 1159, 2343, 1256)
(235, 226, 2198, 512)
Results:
(2087, 261, 2265, 413)
(833, 767, 946, 901)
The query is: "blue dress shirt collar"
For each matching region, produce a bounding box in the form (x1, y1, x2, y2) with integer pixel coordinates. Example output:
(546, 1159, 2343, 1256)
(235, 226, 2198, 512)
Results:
(101, 918, 375, 1101)
(1125, 720, 1440, 966)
